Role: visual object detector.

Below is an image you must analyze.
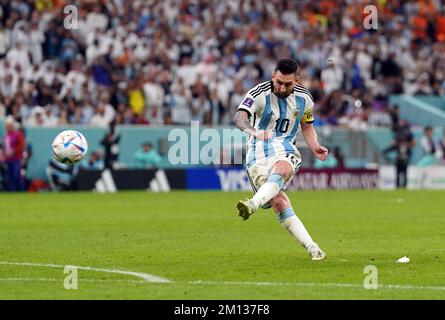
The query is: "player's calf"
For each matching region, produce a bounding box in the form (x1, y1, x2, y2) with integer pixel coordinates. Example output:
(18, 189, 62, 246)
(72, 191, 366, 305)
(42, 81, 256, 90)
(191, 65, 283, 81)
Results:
(272, 192, 326, 261)
(270, 192, 289, 213)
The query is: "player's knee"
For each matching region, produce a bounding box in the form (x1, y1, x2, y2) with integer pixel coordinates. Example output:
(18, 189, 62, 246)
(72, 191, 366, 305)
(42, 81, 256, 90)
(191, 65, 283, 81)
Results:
(271, 161, 293, 180)
(271, 168, 287, 178)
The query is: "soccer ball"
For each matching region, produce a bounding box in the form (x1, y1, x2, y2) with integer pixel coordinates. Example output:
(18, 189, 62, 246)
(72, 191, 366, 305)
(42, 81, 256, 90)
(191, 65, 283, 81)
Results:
(52, 130, 88, 165)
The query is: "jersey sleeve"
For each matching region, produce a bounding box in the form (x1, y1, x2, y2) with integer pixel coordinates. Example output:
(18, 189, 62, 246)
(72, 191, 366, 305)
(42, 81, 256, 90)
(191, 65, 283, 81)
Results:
(236, 93, 260, 117)
(301, 94, 315, 124)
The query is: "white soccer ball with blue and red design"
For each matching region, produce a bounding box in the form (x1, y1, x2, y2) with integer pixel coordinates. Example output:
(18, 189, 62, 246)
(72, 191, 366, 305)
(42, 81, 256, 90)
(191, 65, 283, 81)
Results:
(52, 130, 88, 165)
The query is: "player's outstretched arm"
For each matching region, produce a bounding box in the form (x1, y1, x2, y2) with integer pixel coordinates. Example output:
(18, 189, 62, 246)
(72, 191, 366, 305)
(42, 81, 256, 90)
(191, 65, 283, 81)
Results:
(234, 110, 272, 140)
(301, 122, 328, 161)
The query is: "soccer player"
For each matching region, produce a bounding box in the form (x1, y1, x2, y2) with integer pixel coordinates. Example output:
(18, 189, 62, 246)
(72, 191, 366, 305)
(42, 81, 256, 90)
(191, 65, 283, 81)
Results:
(234, 59, 328, 261)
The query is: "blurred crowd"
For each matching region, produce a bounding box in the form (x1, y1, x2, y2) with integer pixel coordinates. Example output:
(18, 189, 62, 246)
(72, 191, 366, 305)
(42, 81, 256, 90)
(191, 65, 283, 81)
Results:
(0, 0, 444, 129)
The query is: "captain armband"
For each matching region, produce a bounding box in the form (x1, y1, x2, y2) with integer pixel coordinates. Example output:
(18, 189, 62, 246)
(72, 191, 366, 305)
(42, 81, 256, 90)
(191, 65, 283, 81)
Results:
(303, 110, 314, 124)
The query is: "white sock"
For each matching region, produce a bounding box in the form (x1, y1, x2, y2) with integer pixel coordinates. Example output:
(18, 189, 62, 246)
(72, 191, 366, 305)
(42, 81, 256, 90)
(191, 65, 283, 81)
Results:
(251, 174, 284, 210)
(279, 208, 314, 248)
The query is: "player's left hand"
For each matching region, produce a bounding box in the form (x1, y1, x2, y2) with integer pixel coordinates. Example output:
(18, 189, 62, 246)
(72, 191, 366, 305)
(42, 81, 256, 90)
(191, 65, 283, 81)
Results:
(313, 145, 329, 161)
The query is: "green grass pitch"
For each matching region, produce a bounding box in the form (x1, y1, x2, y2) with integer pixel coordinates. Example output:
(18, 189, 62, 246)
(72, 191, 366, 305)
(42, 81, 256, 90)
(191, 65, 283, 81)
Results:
(0, 190, 444, 299)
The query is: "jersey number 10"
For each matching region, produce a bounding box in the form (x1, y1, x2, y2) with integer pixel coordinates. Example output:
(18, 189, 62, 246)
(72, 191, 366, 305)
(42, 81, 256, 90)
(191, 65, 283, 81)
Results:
(274, 119, 290, 133)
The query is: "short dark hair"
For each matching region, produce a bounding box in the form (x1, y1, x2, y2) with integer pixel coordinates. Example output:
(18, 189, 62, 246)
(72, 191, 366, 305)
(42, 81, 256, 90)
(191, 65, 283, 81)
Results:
(275, 59, 299, 75)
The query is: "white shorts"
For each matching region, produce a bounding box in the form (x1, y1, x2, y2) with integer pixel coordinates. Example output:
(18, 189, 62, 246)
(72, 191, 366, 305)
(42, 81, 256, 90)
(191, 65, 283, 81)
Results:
(246, 153, 301, 194)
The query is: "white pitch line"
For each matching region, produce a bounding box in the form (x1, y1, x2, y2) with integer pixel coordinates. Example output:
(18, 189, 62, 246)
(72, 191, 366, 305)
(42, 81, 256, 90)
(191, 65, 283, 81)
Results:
(1, 261, 444, 292)
(0, 261, 170, 283)
(188, 280, 445, 291)
(0, 278, 145, 284)
(1, 277, 444, 292)
(189, 280, 358, 288)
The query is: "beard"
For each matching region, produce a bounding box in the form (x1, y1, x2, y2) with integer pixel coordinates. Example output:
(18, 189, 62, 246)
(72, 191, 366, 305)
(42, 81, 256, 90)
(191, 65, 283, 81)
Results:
(274, 90, 291, 99)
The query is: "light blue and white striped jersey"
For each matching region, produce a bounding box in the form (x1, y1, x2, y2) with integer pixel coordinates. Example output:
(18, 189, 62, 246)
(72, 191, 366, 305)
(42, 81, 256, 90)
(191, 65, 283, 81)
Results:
(237, 81, 315, 167)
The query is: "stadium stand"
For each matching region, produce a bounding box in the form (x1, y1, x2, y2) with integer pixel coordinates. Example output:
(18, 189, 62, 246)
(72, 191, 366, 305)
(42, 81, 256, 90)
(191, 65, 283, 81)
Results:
(0, 0, 444, 129)
(0, 0, 444, 184)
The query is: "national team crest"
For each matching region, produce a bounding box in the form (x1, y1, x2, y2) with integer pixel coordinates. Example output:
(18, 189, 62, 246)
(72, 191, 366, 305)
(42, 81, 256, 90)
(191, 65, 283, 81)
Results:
(293, 110, 299, 118)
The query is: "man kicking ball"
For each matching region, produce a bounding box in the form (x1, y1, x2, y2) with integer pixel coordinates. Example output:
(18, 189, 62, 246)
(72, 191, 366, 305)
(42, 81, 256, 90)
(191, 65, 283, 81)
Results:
(234, 58, 328, 261)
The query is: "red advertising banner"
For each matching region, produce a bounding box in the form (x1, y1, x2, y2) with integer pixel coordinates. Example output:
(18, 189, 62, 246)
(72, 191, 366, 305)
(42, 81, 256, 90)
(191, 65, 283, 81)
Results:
(288, 168, 379, 190)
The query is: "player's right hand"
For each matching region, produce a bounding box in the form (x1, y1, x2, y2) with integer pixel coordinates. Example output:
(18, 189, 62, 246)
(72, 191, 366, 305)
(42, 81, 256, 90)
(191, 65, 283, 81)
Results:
(253, 129, 274, 140)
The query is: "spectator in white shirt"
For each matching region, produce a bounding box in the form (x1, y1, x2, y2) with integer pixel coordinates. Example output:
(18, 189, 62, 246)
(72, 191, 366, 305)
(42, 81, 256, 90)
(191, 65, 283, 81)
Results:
(6, 41, 30, 72)
(86, 38, 103, 66)
(321, 63, 344, 96)
(417, 126, 442, 166)
(90, 103, 110, 127)
(86, 5, 109, 33)
(28, 22, 44, 64)
(169, 83, 192, 125)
